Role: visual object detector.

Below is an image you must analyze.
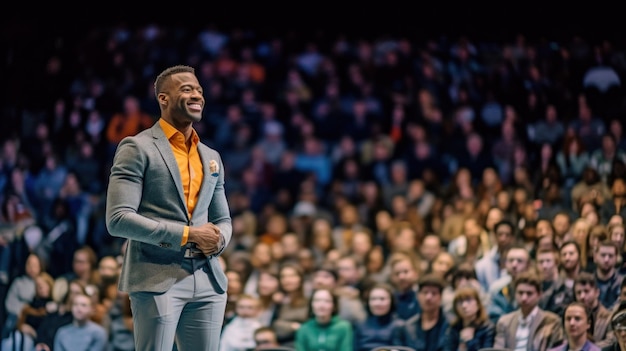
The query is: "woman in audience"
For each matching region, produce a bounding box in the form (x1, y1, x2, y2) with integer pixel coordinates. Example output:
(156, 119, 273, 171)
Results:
(295, 288, 353, 351)
(271, 262, 310, 346)
(353, 283, 403, 351)
(256, 268, 281, 326)
(2, 252, 44, 338)
(549, 301, 600, 351)
(443, 286, 495, 351)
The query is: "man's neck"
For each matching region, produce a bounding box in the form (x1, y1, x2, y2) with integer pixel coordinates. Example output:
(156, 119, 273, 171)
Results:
(568, 336, 587, 351)
(422, 308, 440, 322)
(563, 267, 580, 279)
(596, 268, 615, 281)
(521, 306, 536, 318)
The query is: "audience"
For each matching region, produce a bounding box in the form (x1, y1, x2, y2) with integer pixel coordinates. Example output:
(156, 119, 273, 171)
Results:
(1, 19, 626, 349)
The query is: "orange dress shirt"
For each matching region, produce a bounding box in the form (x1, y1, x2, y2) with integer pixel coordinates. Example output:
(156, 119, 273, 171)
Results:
(158, 118, 203, 246)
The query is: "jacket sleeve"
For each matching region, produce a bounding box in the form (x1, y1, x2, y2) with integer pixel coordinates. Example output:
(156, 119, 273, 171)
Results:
(442, 325, 459, 351)
(493, 317, 507, 349)
(391, 322, 407, 346)
(468, 322, 496, 350)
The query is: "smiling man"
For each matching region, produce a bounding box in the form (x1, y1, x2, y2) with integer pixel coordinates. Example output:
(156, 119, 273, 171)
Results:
(106, 65, 232, 351)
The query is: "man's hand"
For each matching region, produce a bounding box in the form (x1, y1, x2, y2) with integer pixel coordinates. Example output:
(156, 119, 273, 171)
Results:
(188, 223, 222, 256)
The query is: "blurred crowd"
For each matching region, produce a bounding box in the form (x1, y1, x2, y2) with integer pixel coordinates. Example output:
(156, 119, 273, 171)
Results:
(1, 20, 626, 350)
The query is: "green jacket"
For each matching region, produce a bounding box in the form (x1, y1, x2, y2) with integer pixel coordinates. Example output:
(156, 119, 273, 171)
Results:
(295, 315, 353, 351)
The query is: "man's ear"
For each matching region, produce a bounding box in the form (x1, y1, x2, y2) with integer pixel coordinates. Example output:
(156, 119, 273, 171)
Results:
(157, 94, 167, 106)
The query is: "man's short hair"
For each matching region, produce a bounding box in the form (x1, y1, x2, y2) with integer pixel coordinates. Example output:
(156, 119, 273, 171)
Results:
(513, 271, 542, 293)
(574, 271, 597, 289)
(418, 273, 446, 293)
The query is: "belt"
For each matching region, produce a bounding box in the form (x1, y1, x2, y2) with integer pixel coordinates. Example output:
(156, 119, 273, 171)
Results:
(183, 247, 206, 259)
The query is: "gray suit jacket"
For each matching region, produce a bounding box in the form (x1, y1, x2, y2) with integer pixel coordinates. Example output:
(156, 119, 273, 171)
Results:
(106, 122, 232, 294)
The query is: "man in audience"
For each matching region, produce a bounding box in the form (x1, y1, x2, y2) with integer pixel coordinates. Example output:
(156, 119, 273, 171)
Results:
(537, 246, 574, 317)
(574, 272, 613, 346)
(494, 271, 564, 351)
(391, 273, 449, 351)
(593, 240, 624, 309)
(475, 219, 517, 292)
(488, 244, 533, 323)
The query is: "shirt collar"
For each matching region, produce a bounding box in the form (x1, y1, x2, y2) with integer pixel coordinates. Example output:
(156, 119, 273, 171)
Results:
(159, 118, 199, 145)
(518, 306, 539, 325)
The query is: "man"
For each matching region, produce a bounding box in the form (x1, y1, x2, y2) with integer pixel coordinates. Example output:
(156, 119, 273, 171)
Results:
(419, 234, 443, 274)
(391, 273, 450, 351)
(53, 292, 107, 351)
(334, 254, 367, 323)
(106, 65, 232, 351)
(488, 244, 532, 323)
(574, 272, 613, 346)
(559, 240, 583, 290)
(536, 246, 574, 317)
(494, 271, 564, 351)
(593, 240, 624, 309)
(475, 219, 517, 292)
(252, 326, 280, 350)
(388, 251, 421, 320)
(220, 294, 262, 351)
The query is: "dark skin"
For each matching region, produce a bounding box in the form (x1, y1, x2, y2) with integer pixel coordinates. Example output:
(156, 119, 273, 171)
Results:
(158, 71, 221, 256)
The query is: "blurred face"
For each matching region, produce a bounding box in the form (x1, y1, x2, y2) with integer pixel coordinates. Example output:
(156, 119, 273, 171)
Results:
(594, 245, 617, 274)
(252, 243, 272, 268)
(495, 224, 515, 250)
(611, 226, 626, 246)
(391, 259, 418, 291)
(432, 253, 454, 277)
(455, 295, 479, 321)
(536, 220, 554, 238)
(536, 252, 558, 280)
(505, 248, 529, 277)
(553, 214, 570, 237)
(366, 247, 384, 273)
(25, 254, 42, 278)
(515, 283, 540, 313)
(393, 228, 416, 250)
(418, 286, 442, 313)
(226, 271, 242, 295)
(236, 297, 259, 318)
(352, 232, 372, 256)
(35, 276, 51, 298)
(463, 219, 482, 245)
(564, 305, 590, 339)
(560, 244, 581, 271)
(572, 222, 590, 246)
(336, 258, 359, 284)
(420, 236, 441, 261)
(485, 209, 504, 232)
(279, 267, 301, 293)
(98, 256, 119, 279)
(312, 270, 336, 290)
(71, 294, 93, 322)
(575, 283, 599, 309)
(73, 251, 92, 277)
(368, 287, 392, 316)
(257, 272, 279, 297)
(281, 235, 300, 258)
(311, 289, 334, 319)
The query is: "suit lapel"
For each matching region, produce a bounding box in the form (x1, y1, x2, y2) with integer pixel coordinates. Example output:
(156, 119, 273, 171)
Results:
(508, 311, 520, 348)
(195, 146, 211, 214)
(528, 309, 544, 351)
(152, 124, 187, 211)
